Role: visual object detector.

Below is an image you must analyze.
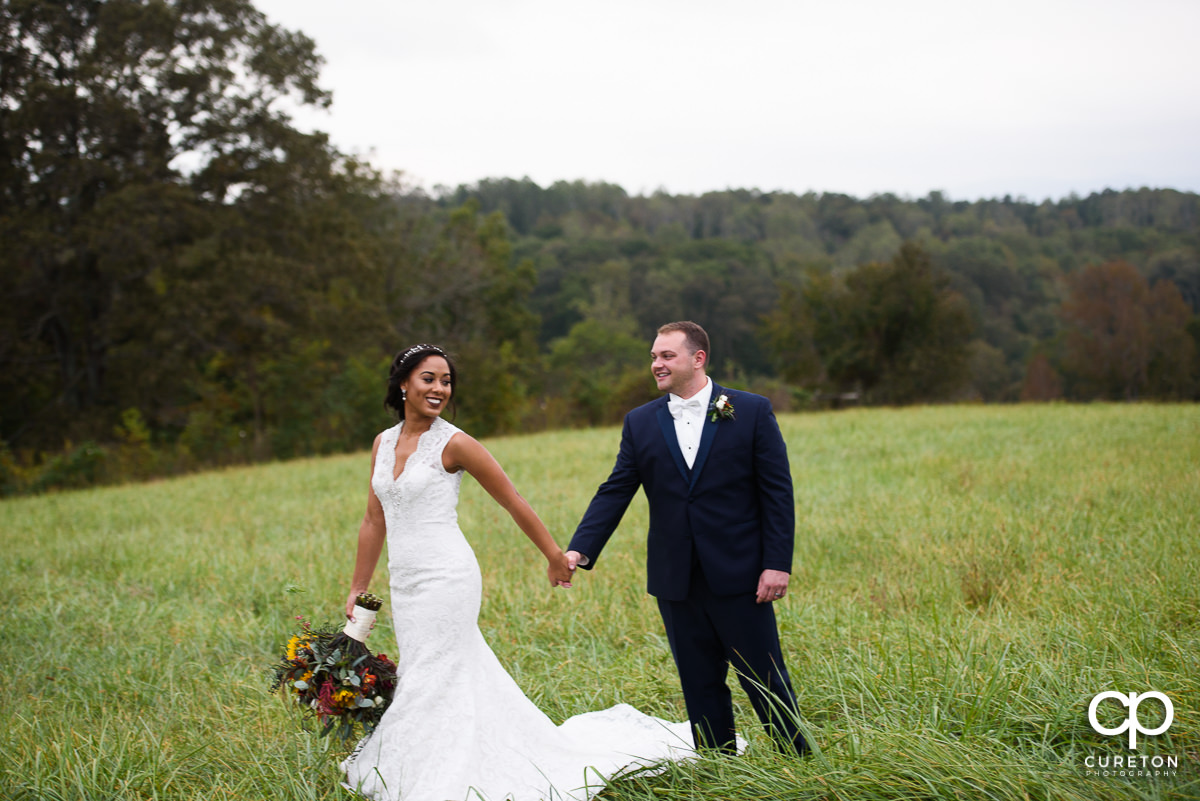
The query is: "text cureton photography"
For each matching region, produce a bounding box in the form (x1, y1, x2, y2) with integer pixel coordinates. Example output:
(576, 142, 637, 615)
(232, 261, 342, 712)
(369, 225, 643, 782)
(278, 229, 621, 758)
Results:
(1083, 754, 1179, 779)
(1083, 690, 1182, 779)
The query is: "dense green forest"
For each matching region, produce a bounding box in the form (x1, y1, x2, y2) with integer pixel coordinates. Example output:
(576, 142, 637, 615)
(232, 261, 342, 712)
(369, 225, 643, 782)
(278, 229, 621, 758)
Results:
(3, 1, 1198, 494)
(450, 179, 1200, 407)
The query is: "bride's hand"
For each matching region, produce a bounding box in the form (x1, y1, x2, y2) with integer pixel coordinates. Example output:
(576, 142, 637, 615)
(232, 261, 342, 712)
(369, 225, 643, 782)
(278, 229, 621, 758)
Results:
(346, 588, 366, 620)
(547, 552, 574, 589)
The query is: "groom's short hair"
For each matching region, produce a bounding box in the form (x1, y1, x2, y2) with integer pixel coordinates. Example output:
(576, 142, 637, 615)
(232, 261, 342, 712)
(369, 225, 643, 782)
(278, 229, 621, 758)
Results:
(657, 321, 709, 366)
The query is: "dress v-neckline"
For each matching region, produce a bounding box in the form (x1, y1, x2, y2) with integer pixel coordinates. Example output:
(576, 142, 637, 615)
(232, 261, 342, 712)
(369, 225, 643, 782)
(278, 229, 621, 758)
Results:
(392, 420, 433, 482)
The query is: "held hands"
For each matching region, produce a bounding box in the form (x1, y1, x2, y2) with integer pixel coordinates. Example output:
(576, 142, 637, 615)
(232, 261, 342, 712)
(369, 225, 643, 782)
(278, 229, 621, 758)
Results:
(548, 550, 575, 589)
(755, 569, 790, 604)
(554, 550, 592, 589)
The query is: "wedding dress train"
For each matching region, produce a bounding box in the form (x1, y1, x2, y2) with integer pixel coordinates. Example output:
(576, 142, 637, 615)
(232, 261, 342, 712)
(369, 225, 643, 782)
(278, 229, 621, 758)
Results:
(342, 418, 693, 801)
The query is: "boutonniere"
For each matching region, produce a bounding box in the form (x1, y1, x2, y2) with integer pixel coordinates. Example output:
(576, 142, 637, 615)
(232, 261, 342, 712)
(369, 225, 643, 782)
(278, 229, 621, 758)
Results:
(709, 393, 735, 422)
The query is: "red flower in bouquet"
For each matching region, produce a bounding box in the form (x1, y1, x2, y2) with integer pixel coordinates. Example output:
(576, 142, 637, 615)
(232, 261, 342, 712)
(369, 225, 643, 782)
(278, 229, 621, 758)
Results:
(317, 680, 338, 716)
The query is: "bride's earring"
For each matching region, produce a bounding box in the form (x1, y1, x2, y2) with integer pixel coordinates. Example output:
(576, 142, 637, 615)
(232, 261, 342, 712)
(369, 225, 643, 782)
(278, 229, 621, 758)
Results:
(401, 389, 407, 401)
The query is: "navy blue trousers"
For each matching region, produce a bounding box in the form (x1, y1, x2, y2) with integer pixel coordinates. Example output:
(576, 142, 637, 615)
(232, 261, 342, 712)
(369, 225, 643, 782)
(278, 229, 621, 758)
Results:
(657, 567, 808, 755)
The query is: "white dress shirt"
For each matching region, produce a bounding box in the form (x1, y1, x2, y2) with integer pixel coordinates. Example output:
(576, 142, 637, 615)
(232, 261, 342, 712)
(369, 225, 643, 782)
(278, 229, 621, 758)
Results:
(668, 378, 713, 469)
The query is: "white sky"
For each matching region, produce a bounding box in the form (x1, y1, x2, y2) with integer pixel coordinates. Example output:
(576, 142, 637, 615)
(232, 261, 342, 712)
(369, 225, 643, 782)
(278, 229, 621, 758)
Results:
(254, 0, 1200, 201)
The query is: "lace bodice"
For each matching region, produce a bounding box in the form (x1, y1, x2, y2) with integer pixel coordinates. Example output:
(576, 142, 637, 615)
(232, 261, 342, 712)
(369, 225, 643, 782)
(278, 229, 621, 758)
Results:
(371, 417, 463, 531)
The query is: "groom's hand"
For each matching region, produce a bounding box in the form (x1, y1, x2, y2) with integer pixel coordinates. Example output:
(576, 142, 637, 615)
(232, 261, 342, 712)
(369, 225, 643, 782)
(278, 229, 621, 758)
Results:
(756, 569, 790, 604)
(565, 550, 589, 570)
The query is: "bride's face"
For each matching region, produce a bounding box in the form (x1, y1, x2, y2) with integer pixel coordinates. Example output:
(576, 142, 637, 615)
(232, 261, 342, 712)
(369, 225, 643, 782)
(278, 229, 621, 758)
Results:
(403, 355, 453, 419)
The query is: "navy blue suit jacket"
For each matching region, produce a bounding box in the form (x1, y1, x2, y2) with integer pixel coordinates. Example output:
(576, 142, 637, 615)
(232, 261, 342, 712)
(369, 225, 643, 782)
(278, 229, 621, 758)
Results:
(569, 383, 795, 602)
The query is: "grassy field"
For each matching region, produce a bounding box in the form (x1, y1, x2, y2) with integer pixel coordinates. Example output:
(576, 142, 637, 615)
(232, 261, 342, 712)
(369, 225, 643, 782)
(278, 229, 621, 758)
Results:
(1, 404, 1197, 800)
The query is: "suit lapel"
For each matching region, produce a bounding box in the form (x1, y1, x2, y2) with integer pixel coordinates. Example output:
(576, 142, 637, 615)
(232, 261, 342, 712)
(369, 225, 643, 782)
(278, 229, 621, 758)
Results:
(688, 382, 723, 489)
(656, 401, 692, 485)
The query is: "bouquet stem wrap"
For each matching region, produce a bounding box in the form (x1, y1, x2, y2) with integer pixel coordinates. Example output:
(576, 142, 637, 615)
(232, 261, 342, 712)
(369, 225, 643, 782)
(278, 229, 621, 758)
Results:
(343, 605, 377, 643)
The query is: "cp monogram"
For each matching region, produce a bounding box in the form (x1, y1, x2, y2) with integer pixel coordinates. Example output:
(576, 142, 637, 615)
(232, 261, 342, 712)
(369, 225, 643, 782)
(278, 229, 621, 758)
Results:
(1088, 691, 1174, 750)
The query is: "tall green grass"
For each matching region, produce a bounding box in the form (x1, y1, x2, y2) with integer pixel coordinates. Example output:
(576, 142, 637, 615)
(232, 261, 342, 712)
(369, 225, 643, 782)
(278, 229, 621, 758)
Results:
(1, 404, 1197, 800)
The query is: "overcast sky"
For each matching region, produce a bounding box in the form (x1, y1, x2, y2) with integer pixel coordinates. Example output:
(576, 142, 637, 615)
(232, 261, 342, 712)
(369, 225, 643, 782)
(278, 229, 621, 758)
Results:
(253, 0, 1200, 202)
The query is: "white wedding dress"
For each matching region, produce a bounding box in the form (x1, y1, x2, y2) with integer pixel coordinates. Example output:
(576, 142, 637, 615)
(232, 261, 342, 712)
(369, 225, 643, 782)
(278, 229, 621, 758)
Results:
(341, 418, 694, 801)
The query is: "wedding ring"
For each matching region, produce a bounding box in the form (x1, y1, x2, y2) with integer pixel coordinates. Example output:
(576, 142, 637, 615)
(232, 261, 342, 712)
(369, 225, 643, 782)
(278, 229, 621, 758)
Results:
(774, 592, 782, 597)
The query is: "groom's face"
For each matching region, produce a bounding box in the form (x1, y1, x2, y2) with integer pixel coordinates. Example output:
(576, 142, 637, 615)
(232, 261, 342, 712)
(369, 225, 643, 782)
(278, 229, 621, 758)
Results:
(651, 331, 705, 396)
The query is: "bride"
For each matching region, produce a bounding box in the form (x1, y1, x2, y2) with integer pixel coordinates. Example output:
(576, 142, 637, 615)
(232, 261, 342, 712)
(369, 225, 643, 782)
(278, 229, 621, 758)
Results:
(340, 344, 693, 801)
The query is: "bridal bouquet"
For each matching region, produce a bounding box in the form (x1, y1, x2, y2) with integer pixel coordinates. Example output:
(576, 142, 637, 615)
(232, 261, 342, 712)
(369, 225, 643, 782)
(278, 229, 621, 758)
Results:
(269, 593, 398, 741)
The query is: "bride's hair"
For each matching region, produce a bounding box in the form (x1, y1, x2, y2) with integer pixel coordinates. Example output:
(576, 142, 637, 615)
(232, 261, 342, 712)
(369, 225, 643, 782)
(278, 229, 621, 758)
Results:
(384, 344, 458, 420)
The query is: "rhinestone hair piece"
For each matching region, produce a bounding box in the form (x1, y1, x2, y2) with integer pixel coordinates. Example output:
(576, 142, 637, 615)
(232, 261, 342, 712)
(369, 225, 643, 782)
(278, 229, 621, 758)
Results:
(398, 343, 445, 366)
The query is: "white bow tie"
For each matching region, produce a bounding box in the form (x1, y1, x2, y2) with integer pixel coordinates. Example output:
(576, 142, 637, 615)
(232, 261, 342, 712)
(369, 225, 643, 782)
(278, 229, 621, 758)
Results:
(668, 396, 704, 420)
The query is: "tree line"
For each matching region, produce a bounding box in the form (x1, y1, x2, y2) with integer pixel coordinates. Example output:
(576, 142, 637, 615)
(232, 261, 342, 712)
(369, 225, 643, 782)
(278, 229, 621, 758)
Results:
(452, 178, 1198, 409)
(2, 1, 1198, 494)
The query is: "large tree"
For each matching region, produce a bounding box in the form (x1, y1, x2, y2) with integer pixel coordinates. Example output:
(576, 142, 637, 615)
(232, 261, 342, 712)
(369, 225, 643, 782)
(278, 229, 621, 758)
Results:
(1060, 260, 1196, 400)
(763, 242, 974, 404)
(0, 0, 334, 448)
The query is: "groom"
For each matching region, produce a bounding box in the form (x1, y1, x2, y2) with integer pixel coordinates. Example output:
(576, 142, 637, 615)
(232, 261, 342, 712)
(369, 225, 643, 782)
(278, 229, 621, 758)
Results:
(566, 321, 808, 755)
